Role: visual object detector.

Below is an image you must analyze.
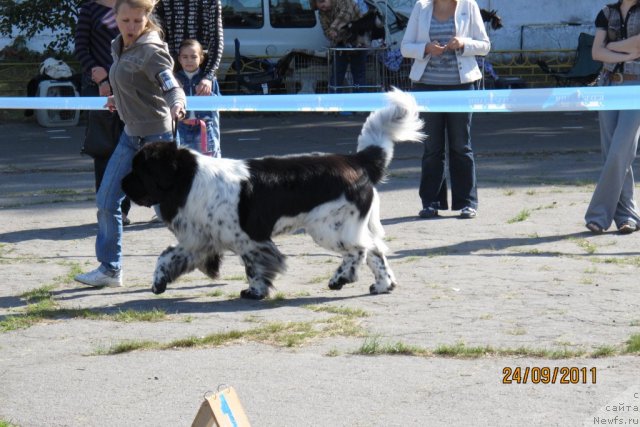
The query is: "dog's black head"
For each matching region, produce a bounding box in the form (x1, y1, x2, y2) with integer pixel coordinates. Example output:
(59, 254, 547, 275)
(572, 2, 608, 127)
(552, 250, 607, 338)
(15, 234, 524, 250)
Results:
(122, 142, 198, 220)
(345, 10, 385, 47)
(480, 8, 503, 30)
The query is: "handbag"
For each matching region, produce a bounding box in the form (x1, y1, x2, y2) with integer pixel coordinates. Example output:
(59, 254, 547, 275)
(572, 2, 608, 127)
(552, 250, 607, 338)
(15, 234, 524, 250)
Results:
(81, 110, 124, 158)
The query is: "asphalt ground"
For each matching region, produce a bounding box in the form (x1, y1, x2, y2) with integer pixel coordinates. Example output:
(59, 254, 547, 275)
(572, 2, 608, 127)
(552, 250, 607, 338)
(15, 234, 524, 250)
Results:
(0, 110, 639, 427)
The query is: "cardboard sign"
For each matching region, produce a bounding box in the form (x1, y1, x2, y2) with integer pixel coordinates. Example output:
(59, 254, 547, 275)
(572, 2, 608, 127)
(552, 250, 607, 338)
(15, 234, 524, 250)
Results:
(191, 386, 251, 427)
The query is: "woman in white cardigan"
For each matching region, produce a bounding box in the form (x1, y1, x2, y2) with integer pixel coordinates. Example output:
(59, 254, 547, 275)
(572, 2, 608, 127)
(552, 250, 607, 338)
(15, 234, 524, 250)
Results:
(401, 0, 489, 219)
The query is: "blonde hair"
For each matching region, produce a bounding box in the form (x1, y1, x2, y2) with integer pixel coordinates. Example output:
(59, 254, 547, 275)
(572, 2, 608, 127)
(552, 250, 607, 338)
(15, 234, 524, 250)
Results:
(114, 0, 163, 37)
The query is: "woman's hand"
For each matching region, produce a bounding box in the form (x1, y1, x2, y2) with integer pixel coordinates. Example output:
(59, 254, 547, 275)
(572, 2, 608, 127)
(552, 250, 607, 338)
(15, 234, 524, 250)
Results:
(196, 78, 212, 96)
(606, 42, 640, 59)
(105, 96, 117, 112)
(425, 41, 446, 56)
(91, 66, 108, 84)
(445, 37, 464, 51)
(98, 81, 112, 97)
(171, 103, 186, 121)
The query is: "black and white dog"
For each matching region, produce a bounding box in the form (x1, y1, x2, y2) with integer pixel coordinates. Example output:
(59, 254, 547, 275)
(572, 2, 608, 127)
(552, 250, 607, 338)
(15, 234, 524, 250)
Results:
(344, 9, 385, 48)
(122, 89, 424, 299)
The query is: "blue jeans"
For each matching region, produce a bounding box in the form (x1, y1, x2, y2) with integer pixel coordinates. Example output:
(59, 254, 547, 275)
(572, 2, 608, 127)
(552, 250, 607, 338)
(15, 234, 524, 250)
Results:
(95, 131, 174, 272)
(177, 119, 221, 158)
(413, 82, 478, 211)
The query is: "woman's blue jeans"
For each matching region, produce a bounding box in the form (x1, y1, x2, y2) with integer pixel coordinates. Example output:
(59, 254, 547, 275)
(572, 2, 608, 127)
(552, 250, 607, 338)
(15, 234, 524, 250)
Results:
(95, 131, 174, 272)
(413, 82, 478, 211)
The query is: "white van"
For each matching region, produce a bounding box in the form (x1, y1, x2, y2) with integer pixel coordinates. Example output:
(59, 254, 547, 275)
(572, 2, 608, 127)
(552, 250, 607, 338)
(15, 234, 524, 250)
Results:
(221, 0, 327, 59)
(219, 0, 409, 92)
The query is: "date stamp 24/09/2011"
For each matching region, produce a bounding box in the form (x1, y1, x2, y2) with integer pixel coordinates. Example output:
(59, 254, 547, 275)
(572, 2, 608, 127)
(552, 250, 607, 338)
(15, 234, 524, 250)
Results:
(502, 367, 597, 384)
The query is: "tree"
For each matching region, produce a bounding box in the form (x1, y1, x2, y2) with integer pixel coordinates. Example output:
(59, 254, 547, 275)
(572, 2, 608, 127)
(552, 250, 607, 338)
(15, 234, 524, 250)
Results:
(0, 0, 82, 53)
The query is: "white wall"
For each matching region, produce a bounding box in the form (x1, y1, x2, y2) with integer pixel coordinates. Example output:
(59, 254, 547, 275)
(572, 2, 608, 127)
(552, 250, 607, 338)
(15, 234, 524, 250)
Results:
(391, 0, 605, 51)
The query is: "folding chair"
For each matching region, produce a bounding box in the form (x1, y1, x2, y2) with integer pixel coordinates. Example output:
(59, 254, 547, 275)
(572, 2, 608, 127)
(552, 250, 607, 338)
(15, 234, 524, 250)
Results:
(537, 32, 603, 87)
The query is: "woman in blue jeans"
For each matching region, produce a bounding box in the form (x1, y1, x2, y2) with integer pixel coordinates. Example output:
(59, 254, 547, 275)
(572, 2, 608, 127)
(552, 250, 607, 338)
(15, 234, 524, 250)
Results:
(584, 0, 640, 235)
(74, 0, 186, 288)
(401, 0, 489, 219)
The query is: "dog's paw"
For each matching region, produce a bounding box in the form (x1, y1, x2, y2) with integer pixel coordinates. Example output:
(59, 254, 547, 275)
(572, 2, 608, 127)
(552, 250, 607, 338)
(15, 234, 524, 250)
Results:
(152, 280, 168, 294)
(240, 288, 266, 300)
(328, 276, 350, 290)
(369, 282, 395, 295)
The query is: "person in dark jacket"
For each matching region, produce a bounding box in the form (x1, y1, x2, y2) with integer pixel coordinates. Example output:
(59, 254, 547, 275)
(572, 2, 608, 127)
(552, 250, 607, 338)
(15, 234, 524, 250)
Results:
(74, 0, 132, 225)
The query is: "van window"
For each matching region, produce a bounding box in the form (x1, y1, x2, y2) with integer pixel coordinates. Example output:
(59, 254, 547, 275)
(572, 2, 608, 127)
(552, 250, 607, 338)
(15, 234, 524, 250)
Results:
(222, 0, 264, 29)
(269, 0, 317, 28)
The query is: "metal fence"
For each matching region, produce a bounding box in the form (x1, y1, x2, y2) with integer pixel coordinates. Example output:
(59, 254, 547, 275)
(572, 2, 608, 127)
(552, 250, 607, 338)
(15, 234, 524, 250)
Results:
(0, 49, 581, 98)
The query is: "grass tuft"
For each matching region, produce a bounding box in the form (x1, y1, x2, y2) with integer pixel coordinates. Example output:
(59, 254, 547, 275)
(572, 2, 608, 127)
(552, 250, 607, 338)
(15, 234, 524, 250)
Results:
(625, 334, 640, 353)
(304, 304, 368, 318)
(355, 337, 426, 356)
(98, 315, 366, 355)
(507, 209, 531, 224)
(591, 346, 617, 358)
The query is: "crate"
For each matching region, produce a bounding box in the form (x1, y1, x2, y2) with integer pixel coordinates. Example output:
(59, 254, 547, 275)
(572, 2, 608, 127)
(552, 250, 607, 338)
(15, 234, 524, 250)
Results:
(35, 80, 80, 127)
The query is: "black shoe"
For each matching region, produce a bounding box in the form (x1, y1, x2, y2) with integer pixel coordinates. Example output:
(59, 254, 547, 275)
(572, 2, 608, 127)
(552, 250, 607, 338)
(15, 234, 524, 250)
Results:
(418, 207, 438, 219)
(586, 222, 604, 234)
(122, 214, 131, 226)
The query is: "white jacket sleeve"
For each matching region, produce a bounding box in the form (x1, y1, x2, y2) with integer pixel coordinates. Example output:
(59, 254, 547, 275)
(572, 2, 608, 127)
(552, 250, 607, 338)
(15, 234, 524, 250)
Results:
(401, 2, 429, 61)
(459, 2, 490, 57)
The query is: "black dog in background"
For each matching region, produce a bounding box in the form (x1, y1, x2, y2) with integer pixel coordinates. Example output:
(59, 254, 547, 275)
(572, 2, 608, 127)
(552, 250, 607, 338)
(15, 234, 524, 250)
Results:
(343, 9, 385, 48)
(480, 8, 503, 30)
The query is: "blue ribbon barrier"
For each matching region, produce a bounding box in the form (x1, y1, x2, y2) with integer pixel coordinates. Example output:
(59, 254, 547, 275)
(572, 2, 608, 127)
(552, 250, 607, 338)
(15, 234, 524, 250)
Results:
(0, 86, 637, 112)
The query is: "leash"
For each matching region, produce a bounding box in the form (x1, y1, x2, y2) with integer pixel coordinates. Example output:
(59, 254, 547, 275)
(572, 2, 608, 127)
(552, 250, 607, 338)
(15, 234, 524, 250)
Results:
(181, 118, 210, 155)
(172, 117, 178, 142)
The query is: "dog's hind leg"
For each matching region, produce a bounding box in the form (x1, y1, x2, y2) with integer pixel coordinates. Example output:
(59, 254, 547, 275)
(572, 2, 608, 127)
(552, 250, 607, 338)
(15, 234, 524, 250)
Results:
(328, 249, 366, 290)
(196, 252, 223, 280)
(239, 240, 287, 299)
(366, 245, 397, 294)
(152, 245, 197, 294)
(365, 192, 396, 294)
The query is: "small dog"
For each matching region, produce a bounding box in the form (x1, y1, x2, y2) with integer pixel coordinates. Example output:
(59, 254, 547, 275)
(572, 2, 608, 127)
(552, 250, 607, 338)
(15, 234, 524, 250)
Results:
(122, 89, 424, 299)
(344, 9, 385, 47)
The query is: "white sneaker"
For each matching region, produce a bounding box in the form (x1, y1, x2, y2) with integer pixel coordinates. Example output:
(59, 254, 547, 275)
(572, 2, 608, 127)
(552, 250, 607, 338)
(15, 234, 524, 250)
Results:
(75, 267, 123, 288)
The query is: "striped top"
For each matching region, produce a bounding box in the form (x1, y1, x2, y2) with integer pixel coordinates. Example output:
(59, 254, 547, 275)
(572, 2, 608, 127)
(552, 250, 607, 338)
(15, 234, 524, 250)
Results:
(419, 16, 461, 85)
(74, 1, 118, 76)
(154, 0, 224, 80)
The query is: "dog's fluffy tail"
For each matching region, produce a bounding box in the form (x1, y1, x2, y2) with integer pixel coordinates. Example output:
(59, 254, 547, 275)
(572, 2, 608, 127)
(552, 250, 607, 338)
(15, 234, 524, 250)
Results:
(356, 88, 424, 184)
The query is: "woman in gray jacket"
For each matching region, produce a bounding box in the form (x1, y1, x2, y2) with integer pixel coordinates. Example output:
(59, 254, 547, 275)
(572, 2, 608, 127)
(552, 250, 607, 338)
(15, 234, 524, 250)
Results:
(401, 0, 489, 220)
(75, 0, 186, 288)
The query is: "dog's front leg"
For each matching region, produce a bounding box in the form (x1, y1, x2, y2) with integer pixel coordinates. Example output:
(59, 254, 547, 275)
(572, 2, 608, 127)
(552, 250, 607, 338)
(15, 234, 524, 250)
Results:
(152, 245, 196, 294)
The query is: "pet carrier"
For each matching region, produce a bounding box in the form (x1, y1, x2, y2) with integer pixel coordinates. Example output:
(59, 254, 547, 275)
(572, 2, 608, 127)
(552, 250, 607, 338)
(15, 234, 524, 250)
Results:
(35, 80, 80, 127)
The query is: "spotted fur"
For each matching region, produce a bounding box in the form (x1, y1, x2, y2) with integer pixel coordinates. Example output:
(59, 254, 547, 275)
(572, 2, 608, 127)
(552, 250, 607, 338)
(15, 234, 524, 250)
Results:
(122, 89, 424, 299)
